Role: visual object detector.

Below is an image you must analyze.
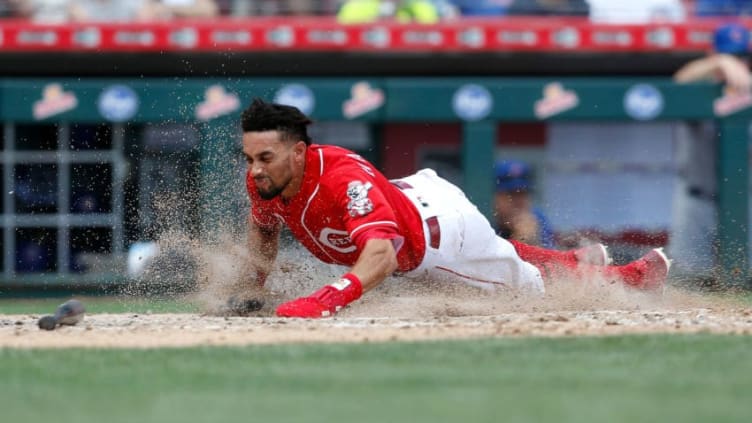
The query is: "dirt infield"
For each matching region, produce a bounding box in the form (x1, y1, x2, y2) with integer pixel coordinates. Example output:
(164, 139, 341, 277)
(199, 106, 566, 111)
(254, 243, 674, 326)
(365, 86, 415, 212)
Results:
(2, 283, 751, 349)
(2, 243, 750, 349)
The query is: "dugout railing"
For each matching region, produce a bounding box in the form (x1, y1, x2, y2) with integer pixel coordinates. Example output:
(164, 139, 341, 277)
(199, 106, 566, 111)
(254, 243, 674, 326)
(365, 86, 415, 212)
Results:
(0, 77, 748, 289)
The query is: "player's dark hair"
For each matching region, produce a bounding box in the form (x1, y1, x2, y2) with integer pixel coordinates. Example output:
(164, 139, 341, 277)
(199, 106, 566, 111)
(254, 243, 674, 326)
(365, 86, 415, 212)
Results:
(241, 98, 312, 145)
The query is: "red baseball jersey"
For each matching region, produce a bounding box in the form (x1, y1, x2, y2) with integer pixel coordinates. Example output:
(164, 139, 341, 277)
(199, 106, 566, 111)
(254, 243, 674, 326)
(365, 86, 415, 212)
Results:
(246, 144, 426, 272)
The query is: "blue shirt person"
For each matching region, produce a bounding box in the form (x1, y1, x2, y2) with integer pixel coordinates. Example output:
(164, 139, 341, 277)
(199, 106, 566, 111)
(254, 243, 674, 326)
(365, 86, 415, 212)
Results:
(492, 160, 555, 248)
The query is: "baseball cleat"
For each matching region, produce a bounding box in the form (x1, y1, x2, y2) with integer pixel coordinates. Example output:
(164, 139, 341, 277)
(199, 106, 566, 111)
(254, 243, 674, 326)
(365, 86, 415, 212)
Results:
(631, 247, 672, 291)
(574, 243, 612, 266)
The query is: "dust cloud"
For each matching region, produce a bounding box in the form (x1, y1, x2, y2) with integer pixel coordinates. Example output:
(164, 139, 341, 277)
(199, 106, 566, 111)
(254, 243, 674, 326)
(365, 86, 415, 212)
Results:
(127, 232, 743, 319)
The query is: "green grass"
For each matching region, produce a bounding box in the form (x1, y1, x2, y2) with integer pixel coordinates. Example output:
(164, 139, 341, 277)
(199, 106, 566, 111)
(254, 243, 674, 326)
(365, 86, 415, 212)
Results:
(1, 335, 751, 423)
(0, 296, 199, 314)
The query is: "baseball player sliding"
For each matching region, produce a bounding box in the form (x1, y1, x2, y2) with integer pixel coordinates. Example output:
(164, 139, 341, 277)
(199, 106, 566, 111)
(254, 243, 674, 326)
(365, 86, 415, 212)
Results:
(239, 99, 670, 318)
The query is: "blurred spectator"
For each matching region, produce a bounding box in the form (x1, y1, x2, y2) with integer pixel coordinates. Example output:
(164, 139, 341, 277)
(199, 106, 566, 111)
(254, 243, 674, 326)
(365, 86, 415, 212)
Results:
(12, 0, 219, 21)
(493, 160, 555, 248)
(285, 0, 319, 15)
(284, 0, 347, 15)
(337, 0, 386, 23)
(429, 0, 459, 18)
(156, 0, 218, 18)
(695, 0, 752, 16)
(68, 0, 162, 22)
(10, 0, 71, 23)
(507, 0, 589, 15)
(587, 0, 686, 23)
(451, 0, 510, 15)
(238, 0, 334, 16)
(337, 0, 443, 23)
(0, 0, 16, 17)
(674, 22, 751, 92)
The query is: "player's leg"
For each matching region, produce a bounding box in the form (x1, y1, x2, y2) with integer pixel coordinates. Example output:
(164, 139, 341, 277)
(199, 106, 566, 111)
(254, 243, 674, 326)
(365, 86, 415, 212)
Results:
(603, 248, 671, 291)
(508, 239, 612, 268)
(400, 168, 670, 292)
(508, 237, 671, 290)
(428, 205, 546, 293)
(398, 169, 545, 293)
(529, 245, 670, 291)
(416, 196, 669, 292)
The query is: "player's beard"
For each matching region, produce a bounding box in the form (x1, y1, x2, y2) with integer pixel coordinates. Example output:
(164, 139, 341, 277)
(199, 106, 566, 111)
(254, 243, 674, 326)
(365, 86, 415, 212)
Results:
(255, 175, 289, 200)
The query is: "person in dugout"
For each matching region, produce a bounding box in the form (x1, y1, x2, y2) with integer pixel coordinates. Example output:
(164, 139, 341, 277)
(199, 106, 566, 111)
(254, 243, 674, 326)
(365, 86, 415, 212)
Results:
(336, 0, 447, 24)
(492, 160, 555, 249)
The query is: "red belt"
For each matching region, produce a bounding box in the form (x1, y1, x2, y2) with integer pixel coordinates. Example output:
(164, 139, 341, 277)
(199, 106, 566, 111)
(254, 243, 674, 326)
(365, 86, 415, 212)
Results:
(425, 216, 441, 249)
(392, 180, 441, 249)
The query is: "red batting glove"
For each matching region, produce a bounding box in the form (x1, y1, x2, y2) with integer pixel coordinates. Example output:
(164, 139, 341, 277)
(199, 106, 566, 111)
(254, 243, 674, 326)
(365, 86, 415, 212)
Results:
(276, 273, 363, 319)
(276, 296, 332, 318)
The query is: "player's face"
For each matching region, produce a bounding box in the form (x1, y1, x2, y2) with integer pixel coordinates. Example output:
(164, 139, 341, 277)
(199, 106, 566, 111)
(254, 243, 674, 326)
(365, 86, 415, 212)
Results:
(494, 191, 531, 218)
(243, 130, 305, 200)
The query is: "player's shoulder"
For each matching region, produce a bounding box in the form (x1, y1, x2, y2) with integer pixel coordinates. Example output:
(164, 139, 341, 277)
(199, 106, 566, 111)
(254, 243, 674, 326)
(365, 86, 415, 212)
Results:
(313, 144, 372, 171)
(313, 143, 358, 159)
(315, 146, 381, 188)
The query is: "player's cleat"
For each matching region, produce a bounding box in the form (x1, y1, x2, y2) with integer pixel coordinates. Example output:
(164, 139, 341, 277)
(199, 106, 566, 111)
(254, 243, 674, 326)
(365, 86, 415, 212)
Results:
(626, 247, 671, 291)
(573, 243, 612, 266)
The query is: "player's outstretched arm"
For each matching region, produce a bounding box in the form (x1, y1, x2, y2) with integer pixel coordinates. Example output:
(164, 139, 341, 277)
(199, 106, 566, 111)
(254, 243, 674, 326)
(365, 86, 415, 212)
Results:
(349, 238, 399, 292)
(214, 219, 281, 316)
(248, 217, 281, 286)
(276, 238, 398, 318)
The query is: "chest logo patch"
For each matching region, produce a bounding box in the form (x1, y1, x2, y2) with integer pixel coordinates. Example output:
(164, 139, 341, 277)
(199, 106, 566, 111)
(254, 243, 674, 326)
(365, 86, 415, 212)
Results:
(319, 227, 356, 253)
(346, 181, 374, 217)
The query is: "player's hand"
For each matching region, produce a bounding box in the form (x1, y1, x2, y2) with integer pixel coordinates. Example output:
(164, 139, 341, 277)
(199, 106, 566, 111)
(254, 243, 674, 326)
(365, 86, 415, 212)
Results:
(276, 297, 333, 318)
(276, 275, 363, 318)
(215, 294, 266, 316)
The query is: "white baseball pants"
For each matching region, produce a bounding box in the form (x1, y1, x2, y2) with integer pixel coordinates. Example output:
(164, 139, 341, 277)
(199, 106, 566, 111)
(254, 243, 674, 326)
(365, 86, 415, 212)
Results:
(393, 169, 545, 294)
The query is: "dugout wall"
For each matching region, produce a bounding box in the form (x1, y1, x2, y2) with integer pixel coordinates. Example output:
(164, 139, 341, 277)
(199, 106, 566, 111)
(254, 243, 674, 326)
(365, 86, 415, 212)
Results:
(0, 77, 748, 289)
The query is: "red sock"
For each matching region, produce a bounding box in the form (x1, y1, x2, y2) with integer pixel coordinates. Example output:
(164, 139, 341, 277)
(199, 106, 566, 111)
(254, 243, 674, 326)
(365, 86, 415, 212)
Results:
(605, 264, 643, 288)
(509, 239, 577, 270)
(538, 260, 641, 287)
(509, 240, 641, 287)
